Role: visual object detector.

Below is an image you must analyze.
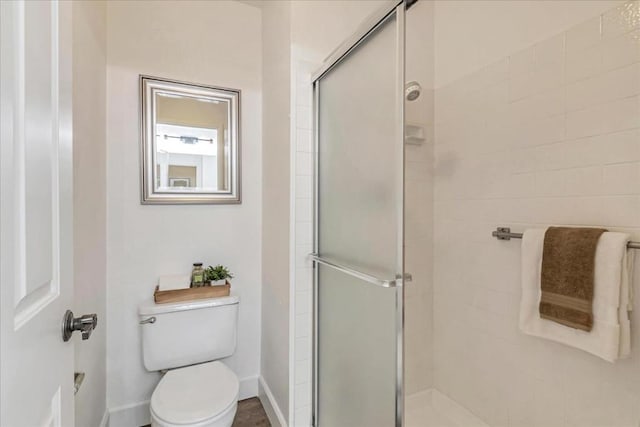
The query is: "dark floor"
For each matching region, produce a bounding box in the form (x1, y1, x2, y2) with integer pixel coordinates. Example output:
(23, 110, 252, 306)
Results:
(233, 397, 271, 427)
(140, 397, 270, 427)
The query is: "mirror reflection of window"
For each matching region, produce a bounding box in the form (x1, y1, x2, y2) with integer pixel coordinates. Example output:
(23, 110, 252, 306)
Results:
(154, 93, 230, 192)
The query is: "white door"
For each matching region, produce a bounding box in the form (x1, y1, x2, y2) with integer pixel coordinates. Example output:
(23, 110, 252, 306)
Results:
(0, 1, 75, 426)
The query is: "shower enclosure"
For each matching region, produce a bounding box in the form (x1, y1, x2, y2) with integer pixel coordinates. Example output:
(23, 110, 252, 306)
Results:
(311, 1, 407, 426)
(310, 0, 640, 426)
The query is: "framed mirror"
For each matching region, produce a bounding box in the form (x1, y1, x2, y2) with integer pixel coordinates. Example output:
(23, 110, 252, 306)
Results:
(140, 75, 240, 204)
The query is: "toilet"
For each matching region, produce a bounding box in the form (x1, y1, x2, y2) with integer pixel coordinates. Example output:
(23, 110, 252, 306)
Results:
(138, 295, 240, 427)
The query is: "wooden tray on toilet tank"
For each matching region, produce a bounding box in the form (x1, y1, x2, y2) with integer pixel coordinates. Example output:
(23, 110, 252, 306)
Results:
(153, 283, 231, 304)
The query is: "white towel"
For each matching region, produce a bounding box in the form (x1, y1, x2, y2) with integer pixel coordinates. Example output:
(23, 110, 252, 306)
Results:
(520, 229, 634, 362)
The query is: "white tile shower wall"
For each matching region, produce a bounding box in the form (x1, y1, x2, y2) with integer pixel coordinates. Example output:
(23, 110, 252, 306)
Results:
(404, 0, 435, 397)
(291, 57, 316, 427)
(433, 2, 640, 426)
(432, 0, 626, 89)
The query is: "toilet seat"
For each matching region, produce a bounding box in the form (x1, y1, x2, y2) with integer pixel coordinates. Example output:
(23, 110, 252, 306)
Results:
(151, 361, 239, 426)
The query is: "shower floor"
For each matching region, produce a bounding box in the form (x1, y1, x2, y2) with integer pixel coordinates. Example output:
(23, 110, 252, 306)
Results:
(405, 389, 488, 427)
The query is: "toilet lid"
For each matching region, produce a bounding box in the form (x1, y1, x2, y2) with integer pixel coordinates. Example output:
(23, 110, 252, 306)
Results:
(151, 361, 239, 425)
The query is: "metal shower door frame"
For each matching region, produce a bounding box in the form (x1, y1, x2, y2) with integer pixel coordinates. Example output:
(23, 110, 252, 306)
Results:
(311, 1, 406, 426)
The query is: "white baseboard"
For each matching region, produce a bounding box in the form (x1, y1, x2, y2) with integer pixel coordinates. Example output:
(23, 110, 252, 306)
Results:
(99, 409, 110, 427)
(258, 376, 288, 427)
(107, 376, 259, 427)
(239, 375, 259, 400)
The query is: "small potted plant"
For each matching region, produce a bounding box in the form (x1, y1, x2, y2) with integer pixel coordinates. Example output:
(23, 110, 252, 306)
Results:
(205, 264, 233, 286)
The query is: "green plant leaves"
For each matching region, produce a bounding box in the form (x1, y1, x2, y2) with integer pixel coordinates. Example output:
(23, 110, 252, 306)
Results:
(205, 264, 234, 282)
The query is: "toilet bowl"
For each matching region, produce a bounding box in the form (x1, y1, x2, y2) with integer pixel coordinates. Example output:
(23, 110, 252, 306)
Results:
(150, 361, 239, 427)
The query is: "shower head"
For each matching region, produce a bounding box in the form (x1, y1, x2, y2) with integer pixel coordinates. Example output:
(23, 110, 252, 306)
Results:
(405, 81, 421, 101)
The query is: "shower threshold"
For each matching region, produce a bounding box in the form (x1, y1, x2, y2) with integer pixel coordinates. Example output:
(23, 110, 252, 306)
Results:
(405, 389, 489, 427)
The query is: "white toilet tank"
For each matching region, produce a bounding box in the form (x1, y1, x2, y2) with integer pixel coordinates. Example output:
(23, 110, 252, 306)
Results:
(138, 295, 239, 371)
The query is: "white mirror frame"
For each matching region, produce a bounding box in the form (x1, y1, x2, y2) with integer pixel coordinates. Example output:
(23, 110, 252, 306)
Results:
(139, 75, 241, 204)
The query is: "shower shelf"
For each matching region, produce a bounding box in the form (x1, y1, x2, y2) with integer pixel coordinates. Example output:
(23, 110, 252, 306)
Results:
(405, 124, 425, 145)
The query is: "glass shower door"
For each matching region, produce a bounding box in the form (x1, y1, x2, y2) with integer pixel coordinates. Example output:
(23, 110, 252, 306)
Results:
(312, 3, 405, 426)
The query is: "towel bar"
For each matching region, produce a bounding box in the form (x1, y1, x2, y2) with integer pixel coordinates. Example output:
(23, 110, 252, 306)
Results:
(492, 227, 640, 249)
(308, 253, 411, 288)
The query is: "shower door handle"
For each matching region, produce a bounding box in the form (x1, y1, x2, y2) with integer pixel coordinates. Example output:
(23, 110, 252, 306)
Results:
(309, 254, 408, 288)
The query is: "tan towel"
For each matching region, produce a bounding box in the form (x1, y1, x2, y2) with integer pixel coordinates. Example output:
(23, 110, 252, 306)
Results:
(521, 229, 634, 362)
(539, 227, 607, 331)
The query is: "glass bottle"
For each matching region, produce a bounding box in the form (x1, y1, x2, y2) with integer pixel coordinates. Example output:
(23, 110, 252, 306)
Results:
(191, 263, 205, 288)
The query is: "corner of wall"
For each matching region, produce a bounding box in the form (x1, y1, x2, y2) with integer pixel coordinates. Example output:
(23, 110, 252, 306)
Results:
(259, 376, 289, 427)
(72, 1, 108, 426)
(261, 1, 293, 424)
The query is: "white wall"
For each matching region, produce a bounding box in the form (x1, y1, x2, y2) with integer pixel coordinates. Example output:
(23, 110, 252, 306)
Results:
(72, 1, 107, 426)
(434, 0, 624, 88)
(291, 0, 387, 63)
(433, 1, 640, 425)
(260, 1, 292, 425)
(106, 1, 262, 422)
